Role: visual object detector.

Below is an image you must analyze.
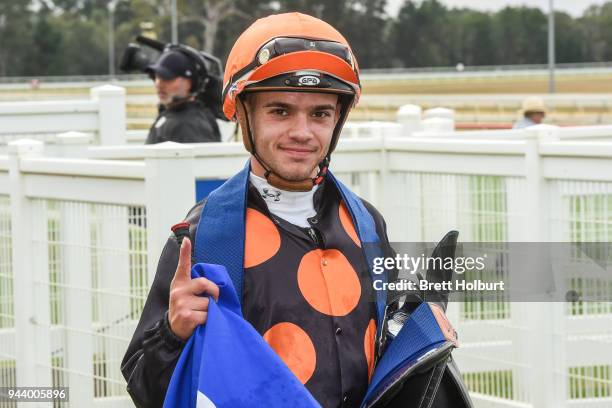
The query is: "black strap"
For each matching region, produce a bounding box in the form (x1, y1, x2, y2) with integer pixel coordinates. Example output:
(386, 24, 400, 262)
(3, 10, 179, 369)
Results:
(417, 361, 447, 408)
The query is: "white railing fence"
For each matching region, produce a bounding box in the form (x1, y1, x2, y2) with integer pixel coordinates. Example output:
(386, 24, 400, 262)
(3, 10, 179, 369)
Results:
(0, 82, 238, 153)
(357, 94, 612, 126)
(0, 85, 126, 151)
(0, 140, 195, 407)
(7, 75, 612, 125)
(0, 126, 611, 406)
(5, 81, 612, 158)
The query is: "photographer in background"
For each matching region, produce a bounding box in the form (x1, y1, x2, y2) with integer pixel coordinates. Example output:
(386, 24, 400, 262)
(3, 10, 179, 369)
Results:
(145, 49, 221, 144)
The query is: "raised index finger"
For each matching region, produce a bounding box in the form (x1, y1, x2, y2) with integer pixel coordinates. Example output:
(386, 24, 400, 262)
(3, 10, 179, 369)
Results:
(174, 236, 192, 282)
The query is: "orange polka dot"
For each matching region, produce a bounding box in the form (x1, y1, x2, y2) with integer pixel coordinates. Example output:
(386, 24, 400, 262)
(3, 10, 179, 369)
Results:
(263, 322, 316, 384)
(339, 201, 361, 247)
(244, 208, 281, 268)
(364, 319, 376, 382)
(297, 249, 361, 316)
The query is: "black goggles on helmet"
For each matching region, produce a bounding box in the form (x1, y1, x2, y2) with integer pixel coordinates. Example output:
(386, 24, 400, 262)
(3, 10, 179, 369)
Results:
(255, 37, 355, 70)
(225, 37, 357, 101)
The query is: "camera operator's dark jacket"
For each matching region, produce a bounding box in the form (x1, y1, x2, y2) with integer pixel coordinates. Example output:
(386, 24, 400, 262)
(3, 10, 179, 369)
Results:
(146, 99, 221, 144)
(121, 179, 472, 408)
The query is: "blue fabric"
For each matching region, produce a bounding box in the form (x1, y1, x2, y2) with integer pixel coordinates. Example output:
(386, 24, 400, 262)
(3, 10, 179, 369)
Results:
(328, 172, 386, 343)
(194, 163, 250, 299)
(195, 179, 226, 202)
(361, 303, 447, 407)
(163, 263, 320, 408)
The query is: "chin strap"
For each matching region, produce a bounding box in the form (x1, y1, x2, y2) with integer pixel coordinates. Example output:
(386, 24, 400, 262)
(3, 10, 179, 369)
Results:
(313, 156, 329, 185)
(260, 156, 329, 192)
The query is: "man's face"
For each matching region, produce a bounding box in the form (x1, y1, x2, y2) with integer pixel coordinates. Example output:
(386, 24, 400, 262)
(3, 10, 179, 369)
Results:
(246, 92, 341, 182)
(527, 111, 545, 124)
(154, 75, 192, 106)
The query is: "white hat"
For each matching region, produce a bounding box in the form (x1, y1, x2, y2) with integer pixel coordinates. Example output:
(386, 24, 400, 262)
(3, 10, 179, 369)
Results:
(520, 97, 547, 115)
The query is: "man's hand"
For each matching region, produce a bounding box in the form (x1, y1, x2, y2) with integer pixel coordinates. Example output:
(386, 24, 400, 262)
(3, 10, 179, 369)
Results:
(168, 237, 220, 341)
(429, 303, 458, 347)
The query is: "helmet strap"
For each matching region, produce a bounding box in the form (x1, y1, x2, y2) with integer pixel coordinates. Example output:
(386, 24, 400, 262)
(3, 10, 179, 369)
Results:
(313, 156, 329, 186)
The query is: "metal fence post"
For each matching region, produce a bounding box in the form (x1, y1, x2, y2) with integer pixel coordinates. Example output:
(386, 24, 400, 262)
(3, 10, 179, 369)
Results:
(144, 142, 196, 287)
(90, 84, 126, 146)
(8, 139, 53, 395)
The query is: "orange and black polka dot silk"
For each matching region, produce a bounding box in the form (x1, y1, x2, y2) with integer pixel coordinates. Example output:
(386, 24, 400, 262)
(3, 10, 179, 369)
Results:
(242, 181, 377, 408)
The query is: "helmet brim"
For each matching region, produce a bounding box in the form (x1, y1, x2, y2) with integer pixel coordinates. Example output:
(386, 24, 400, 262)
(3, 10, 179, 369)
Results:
(244, 73, 355, 95)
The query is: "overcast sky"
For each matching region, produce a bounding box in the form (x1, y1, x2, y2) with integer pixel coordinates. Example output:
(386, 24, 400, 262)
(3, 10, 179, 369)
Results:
(386, 0, 610, 17)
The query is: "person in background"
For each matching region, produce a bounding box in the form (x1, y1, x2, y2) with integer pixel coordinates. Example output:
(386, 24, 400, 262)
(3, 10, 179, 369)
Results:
(513, 96, 547, 129)
(145, 50, 221, 144)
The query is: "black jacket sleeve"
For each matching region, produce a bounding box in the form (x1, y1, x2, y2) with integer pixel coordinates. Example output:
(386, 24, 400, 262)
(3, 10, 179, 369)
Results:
(121, 201, 204, 408)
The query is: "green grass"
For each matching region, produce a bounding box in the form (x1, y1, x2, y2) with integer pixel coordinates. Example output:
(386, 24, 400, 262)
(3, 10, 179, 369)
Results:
(460, 176, 510, 321)
(569, 365, 611, 399)
(463, 370, 514, 399)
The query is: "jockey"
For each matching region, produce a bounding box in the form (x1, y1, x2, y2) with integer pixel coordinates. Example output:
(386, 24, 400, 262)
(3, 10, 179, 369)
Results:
(122, 12, 471, 408)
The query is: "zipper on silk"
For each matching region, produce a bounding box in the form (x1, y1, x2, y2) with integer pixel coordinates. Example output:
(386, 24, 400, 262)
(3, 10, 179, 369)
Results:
(307, 228, 320, 247)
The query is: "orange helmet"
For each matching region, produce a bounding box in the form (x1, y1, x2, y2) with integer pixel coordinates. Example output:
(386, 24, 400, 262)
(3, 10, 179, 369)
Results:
(223, 12, 360, 120)
(224, 12, 360, 191)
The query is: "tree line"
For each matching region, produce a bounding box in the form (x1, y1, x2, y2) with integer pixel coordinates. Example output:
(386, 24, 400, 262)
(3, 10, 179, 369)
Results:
(2, 0, 612, 77)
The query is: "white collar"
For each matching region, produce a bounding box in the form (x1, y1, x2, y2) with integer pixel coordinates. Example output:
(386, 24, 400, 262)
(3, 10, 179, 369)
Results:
(249, 172, 318, 228)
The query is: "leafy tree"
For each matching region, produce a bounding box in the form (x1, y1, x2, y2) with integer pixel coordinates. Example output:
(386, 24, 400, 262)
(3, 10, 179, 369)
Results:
(578, 3, 612, 61)
(28, 11, 65, 75)
(491, 6, 548, 65)
(55, 11, 108, 75)
(276, 0, 350, 23)
(0, 2, 34, 76)
(391, 0, 451, 67)
(555, 11, 584, 63)
(5, 0, 612, 76)
(339, 0, 391, 68)
(449, 9, 495, 66)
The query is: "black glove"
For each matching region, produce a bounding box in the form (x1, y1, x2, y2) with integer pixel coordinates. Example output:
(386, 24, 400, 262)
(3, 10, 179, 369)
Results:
(424, 230, 459, 312)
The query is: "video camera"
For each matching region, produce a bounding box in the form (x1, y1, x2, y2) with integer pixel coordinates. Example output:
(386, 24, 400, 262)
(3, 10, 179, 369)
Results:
(120, 36, 227, 120)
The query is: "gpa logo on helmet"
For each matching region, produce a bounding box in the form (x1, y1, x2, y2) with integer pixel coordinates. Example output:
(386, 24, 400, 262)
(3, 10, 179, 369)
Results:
(298, 75, 321, 86)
